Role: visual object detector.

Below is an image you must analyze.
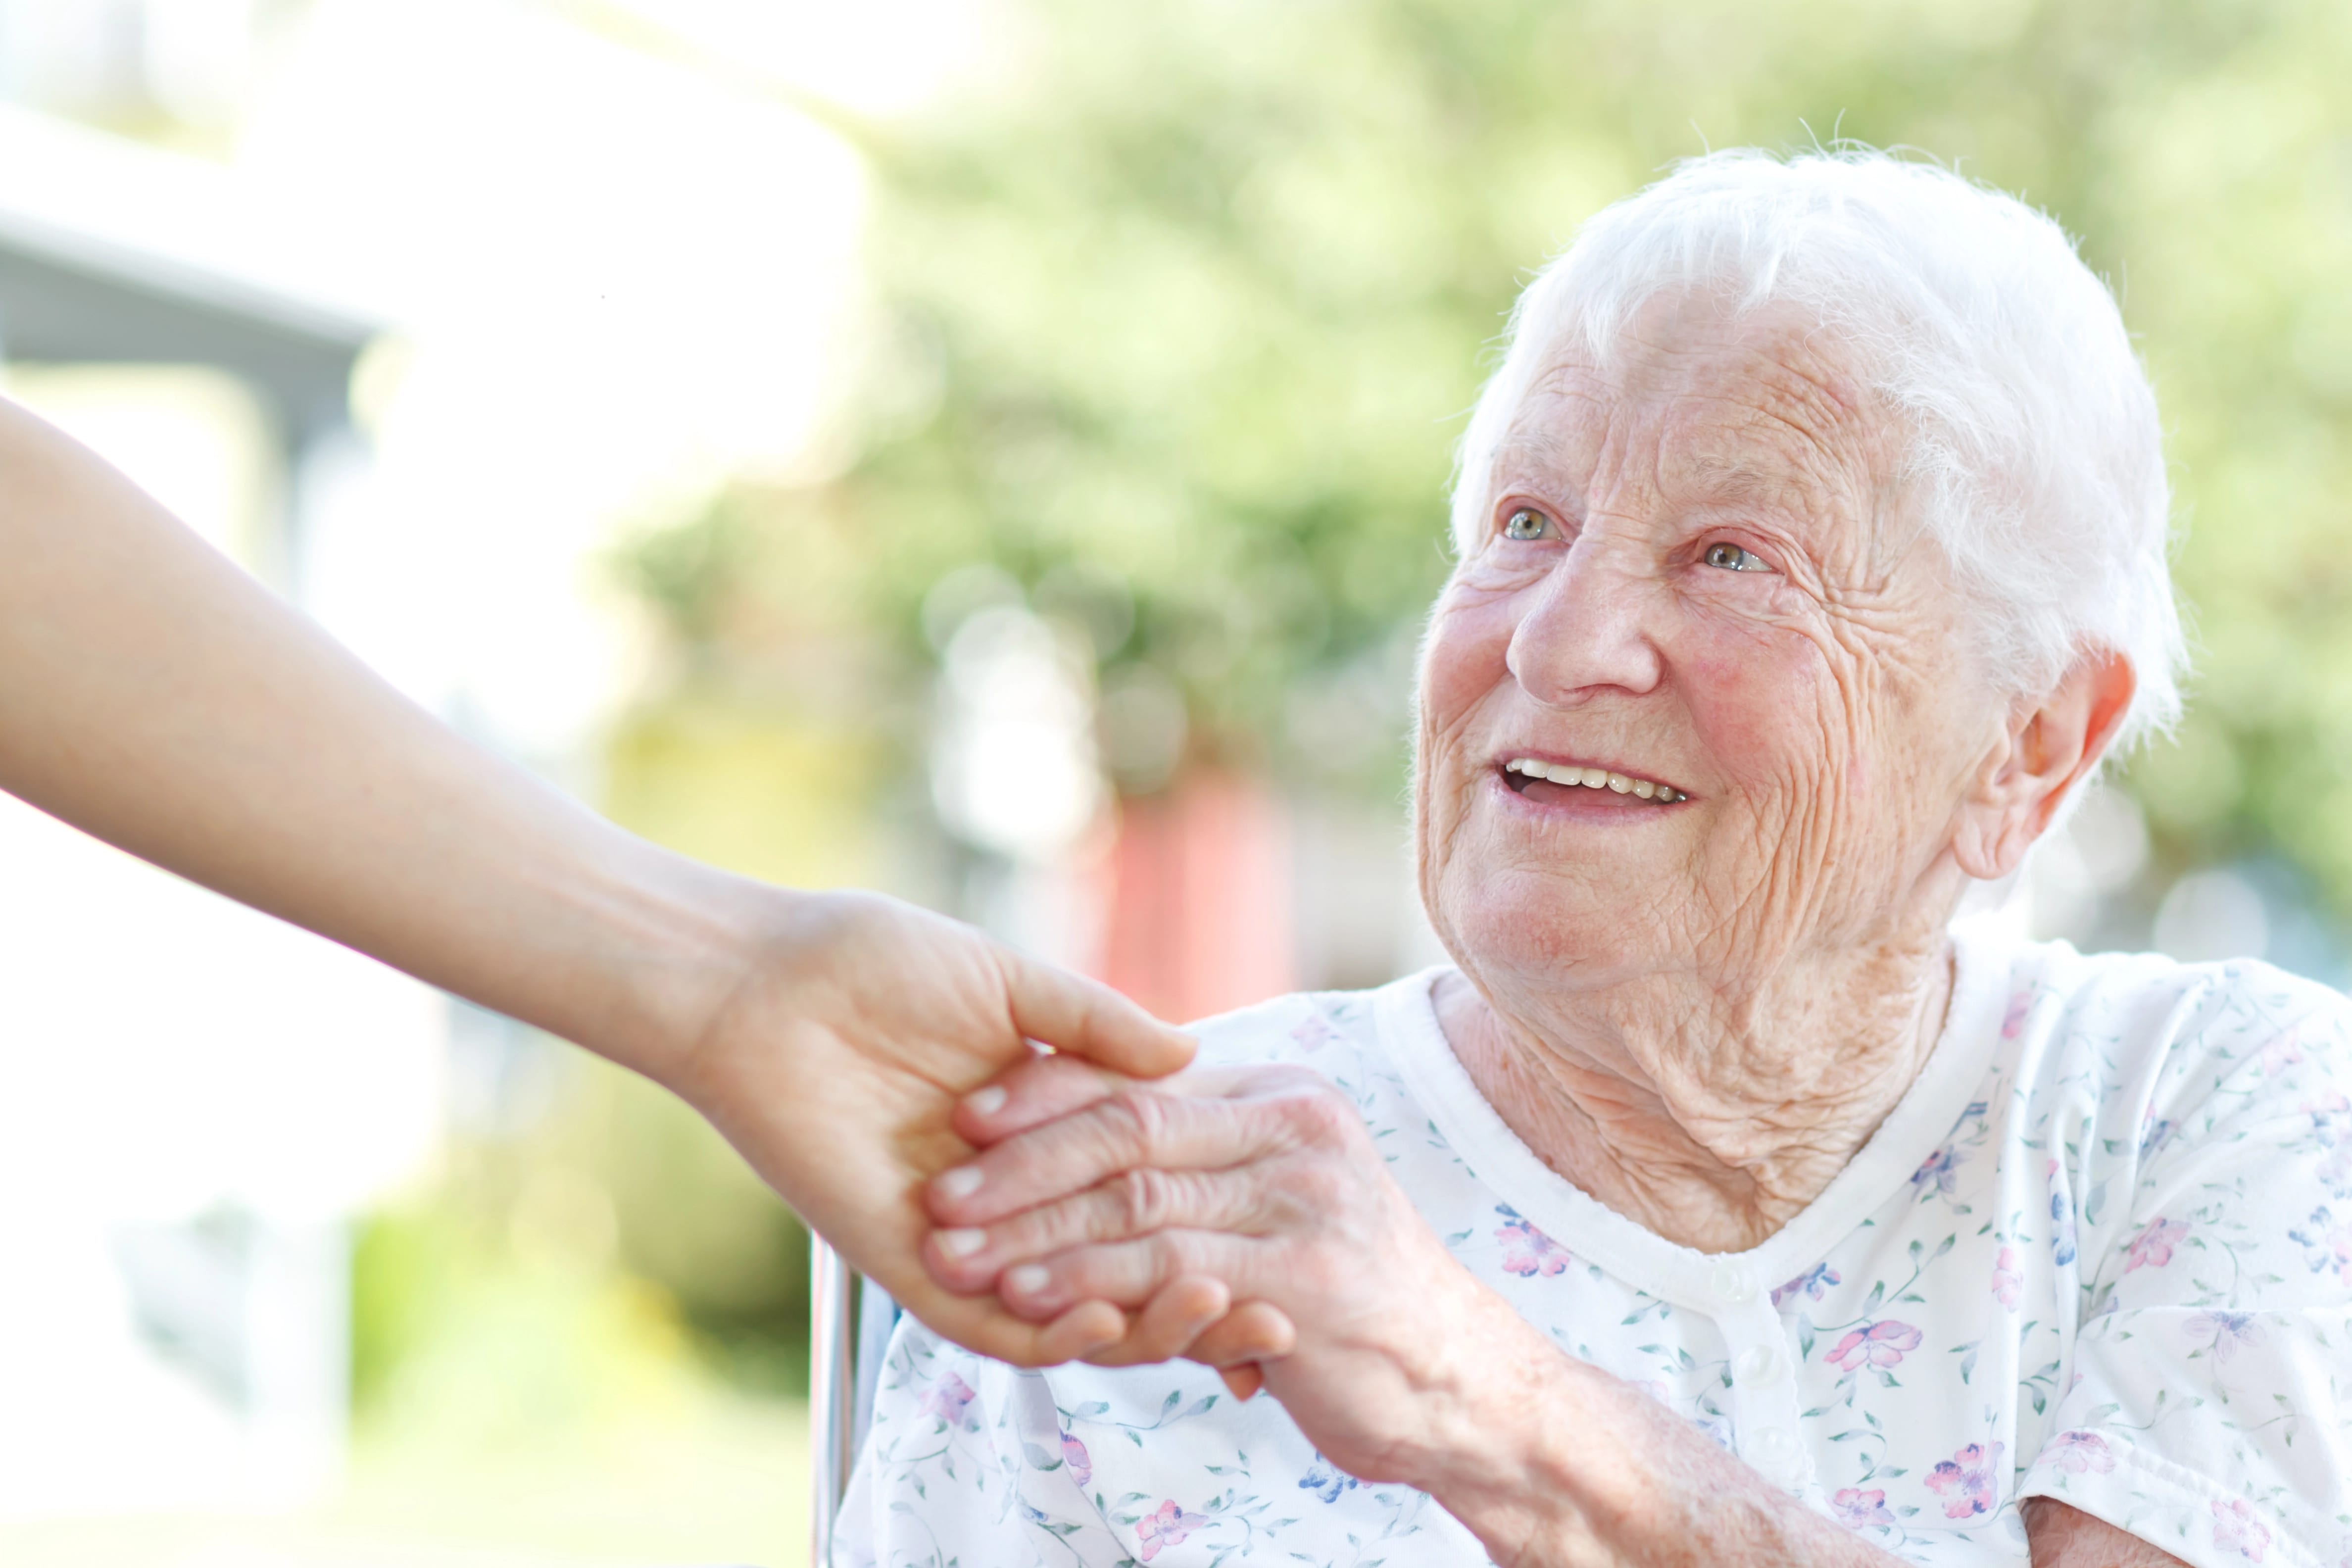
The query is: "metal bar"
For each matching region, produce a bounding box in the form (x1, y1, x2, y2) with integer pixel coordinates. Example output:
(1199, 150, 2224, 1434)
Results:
(809, 1235, 858, 1566)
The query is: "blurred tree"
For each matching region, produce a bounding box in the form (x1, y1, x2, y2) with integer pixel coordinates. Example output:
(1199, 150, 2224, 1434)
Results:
(627, 0, 2352, 911)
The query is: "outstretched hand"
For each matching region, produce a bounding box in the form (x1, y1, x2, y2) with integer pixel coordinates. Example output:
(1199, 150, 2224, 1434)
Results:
(661, 889, 1201, 1368)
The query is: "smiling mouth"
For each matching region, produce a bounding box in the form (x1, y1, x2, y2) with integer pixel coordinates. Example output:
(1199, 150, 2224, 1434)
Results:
(1499, 756, 1688, 804)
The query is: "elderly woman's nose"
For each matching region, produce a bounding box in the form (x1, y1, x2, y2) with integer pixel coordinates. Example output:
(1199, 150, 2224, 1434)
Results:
(1502, 545, 1664, 705)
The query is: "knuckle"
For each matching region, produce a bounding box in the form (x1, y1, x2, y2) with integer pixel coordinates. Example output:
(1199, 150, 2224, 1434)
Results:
(1110, 1167, 1175, 1232)
(1274, 1085, 1359, 1147)
(1100, 1086, 1171, 1152)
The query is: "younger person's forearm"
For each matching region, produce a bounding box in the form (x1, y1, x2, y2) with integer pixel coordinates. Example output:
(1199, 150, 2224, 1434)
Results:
(0, 396, 755, 1079)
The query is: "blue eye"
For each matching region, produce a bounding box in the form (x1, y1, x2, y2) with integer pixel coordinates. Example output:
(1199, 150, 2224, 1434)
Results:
(1704, 541, 1765, 571)
(1503, 507, 1550, 541)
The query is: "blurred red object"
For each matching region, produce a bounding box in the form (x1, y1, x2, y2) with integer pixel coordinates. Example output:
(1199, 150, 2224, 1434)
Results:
(1094, 770, 1296, 1026)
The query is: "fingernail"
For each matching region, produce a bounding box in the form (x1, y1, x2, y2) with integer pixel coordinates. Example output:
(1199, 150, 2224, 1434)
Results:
(936, 1227, 987, 1259)
(937, 1167, 983, 1200)
(1005, 1264, 1050, 1297)
(966, 1085, 1008, 1117)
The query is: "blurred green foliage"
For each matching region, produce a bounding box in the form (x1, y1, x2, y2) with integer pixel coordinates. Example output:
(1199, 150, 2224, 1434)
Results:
(628, 0, 2352, 914)
(352, 1050, 812, 1421)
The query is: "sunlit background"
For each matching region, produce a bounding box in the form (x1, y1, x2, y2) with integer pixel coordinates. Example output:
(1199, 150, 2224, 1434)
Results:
(1, 0, 2349, 1563)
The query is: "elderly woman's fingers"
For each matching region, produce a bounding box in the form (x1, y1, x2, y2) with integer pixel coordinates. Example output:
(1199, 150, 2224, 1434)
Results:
(926, 1164, 1276, 1294)
(928, 1072, 1326, 1228)
(997, 1230, 1259, 1320)
(955, 1059, 1291, 1148)
(952, 1051, 1124, 1145)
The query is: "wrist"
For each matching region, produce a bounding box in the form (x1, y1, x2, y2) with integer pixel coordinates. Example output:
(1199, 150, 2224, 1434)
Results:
(532, 832, 794, 1090)
(1403, 1332, 1642, 1567)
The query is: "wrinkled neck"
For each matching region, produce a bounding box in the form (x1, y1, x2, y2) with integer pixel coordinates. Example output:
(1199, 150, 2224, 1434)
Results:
(1434, 932, 1955, 1254)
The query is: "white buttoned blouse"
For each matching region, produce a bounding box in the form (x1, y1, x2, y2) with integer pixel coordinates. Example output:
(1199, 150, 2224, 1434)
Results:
(835, 929, 2352, 1568)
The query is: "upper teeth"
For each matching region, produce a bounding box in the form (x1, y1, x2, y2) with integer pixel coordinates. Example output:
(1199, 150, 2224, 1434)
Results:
(1505, 757, 1685, 802)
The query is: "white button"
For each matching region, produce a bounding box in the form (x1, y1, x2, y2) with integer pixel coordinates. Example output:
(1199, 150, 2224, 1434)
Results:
(1710, 1262, 1758, 1305)
(1734, 1345, 1785, 1387)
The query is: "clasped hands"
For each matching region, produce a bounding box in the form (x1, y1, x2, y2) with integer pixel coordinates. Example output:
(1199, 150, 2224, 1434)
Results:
(916, 1055, 1557, 1494)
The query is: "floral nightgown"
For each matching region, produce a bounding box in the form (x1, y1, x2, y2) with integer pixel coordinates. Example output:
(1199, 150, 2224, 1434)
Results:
(834, 926, 2352, 1568)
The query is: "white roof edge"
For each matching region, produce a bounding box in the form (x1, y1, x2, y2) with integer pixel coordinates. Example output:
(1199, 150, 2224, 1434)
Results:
(0, 103, 388, 346)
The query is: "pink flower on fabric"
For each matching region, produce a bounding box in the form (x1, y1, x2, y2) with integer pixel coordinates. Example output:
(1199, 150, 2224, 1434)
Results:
(1288, 1012, 1338, 1050)
(2262, 1031, 2305, 1078)
(2001, 990, 2033, 1039)
(1924, 1441, 2004, 1519)
(1060, 1431, 1092, 1488)
(1136, 1500, 1210, 1561)
(917, 1370, 976, 1427)
(1991, 1245, 2023, 1309)
(1832, 1488, 1897, 1529)
(2045, 1430, 2115, 1474)
(1495, 1206, 1571, 1277)
(2212, 1497, 2271, 1562)
(1827, 1320, 1923, 1373)
(2126, 1218, 2190, 1273)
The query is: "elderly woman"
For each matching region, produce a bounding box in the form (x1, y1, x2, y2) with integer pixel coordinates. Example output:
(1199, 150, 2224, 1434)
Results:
(838, 149, 2352, 1568)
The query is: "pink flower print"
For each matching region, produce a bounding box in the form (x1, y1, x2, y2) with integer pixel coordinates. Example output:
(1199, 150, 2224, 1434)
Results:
(1911, 1145, 1963, 1196)
(1772, 1263, 1840, 1306)
(1495, 1205, 1570, 1277)
(2186, 1310, 2264, 1364)
(918, 1370, 976, 1427)
(1832, 1488, 1897, 1529)
(1060, 1431, 1091, 1488)
(2045, 1430, 2115, 1474)
(2126, 1218, 2190, 1274)
(1924, 1441, 2004, 1519)
(1288, 1012, 1338, 1051)
(2001, 989, 2033, 1039)
(2212, 1497, 2271, 1562)
(1827, 1320, 1923, 1373)
(1135, 1500, 1210, 1561)
(1991, 1245, 2023, 1310)
(2262, 1031, 2305, 1078)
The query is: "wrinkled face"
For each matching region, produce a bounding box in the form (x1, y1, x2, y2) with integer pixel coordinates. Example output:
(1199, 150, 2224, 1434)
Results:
(1418, 294, 2000, 1000)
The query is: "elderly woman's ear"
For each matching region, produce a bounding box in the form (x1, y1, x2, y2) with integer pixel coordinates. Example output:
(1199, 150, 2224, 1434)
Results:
(1952, 649, 2136, 881)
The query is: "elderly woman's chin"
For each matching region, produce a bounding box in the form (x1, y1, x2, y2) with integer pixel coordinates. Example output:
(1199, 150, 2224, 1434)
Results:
(1427, 847, 1674, 991)
(1421, 775, 1699, 991)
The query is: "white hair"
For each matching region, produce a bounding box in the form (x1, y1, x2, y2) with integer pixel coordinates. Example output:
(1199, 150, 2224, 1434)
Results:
(1450, 146, 2185, 754)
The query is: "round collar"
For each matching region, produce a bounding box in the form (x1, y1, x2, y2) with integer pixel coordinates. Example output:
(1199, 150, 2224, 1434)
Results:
(1373, 927, 2009, 1315)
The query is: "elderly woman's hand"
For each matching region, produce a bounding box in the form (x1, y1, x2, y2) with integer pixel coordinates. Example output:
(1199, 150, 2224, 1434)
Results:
(921, 1056, 1543, 1486)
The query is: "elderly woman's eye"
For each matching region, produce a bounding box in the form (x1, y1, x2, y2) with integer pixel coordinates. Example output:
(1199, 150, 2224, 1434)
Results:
(1503, 507, 1550, 541)
(1704, 541, 1765, 572)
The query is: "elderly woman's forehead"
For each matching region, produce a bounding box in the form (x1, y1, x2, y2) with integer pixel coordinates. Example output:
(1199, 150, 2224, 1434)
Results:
(1501, 310, 1880, 474)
